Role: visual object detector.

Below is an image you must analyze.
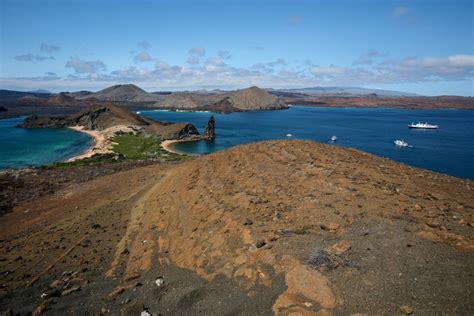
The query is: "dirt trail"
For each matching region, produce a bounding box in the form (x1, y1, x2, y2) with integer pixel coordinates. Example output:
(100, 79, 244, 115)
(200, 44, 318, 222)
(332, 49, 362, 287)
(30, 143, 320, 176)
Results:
(1, 140, 473, 315)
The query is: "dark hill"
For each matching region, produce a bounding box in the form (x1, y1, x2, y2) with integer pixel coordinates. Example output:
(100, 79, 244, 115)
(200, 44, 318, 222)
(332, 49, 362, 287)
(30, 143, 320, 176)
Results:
(158, 86, 287, 112)
(78, 84, 163, 102)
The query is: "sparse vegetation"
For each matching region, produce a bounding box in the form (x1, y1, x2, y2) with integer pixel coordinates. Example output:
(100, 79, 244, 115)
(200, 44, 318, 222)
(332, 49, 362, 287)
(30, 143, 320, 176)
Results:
(111, 133, 188, 161)
(307, 249, 338, 270)
(49, 133, 188, 168)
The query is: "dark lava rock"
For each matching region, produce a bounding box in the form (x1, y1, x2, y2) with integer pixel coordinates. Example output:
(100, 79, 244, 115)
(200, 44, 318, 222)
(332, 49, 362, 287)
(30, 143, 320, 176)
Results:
(243, 218, 253, 225)
(203, 115, 215, 140)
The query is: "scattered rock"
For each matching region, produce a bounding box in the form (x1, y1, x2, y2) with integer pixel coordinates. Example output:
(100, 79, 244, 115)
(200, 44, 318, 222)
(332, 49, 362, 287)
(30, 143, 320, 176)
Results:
(320, 224, 329, 231)
(413, 204, 422, 211)
(155, 276, 165, 287)
(121, 248, 130, 255)
(426, 221, 441, 229)
(243, 218, 253, 225)
(100, 306, 110, 314)
(108, 286, 126, 298)
(61, 286, 81, 297)
(328, 223, 340, 231)
(400, 305, 415, 314)
(41, 288, 61, 299)
(124, 274, 140, 282)
(327, 240, 351, 255)
(307, 249, 337, 270)
(255, 240, 266, 248)
(91, 224, 102, 229)
(32, 302, 49, 316)
(50, 280, 63, 288)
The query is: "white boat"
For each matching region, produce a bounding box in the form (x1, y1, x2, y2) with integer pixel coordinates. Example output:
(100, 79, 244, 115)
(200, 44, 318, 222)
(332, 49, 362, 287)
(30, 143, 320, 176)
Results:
(330, 135, 337, 142)
(394, 139, 412, 147)
(286, 133, 293, 137)
(136, 111, 141, 115)
(408, 122, 438, 129)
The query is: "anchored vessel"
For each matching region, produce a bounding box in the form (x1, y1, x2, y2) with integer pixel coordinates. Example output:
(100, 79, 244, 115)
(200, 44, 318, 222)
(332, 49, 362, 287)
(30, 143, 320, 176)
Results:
(394, 139, 412, 147)
(408, 122, 439, 129)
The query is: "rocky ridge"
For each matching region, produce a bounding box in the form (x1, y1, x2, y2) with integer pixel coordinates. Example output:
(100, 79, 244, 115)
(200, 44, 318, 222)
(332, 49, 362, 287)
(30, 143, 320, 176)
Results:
(0, 140, 472, 314)
(158, 86, 288, 112)
(18, 103, 201, 140)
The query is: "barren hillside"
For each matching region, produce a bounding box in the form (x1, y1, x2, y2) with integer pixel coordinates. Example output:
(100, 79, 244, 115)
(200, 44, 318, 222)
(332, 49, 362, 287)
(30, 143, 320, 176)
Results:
(0, 140, 473, 315)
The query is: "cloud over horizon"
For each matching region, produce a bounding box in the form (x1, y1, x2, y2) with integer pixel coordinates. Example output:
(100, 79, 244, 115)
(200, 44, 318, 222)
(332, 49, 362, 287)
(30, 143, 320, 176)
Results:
(3, 51, 473, 94)
(40, 43, 61, 53)
(134, 51, 153, 63)
(14, 54, 55, 63)
(186, 47, 206, 65)
(65, 57, 106, 74)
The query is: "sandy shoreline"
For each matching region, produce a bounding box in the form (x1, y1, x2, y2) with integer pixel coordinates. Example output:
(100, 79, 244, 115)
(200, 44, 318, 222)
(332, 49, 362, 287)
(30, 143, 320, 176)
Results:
(69, 126, 196, 161)
(67, 126, 106, 161)
(161, 139, 192, 155)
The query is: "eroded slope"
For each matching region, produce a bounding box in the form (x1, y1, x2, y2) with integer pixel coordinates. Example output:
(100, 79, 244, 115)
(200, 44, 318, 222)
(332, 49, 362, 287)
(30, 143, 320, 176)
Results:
(1, 140, 473, 315)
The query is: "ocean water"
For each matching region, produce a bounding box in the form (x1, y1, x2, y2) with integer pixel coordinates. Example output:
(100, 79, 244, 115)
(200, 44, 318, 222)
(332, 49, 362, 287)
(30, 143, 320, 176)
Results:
(0, 117, 92, 169)
(142, 106, 474, 180)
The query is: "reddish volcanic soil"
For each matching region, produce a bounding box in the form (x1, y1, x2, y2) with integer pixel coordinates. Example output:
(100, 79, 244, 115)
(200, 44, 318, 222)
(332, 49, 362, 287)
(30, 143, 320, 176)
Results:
(1, 140, 473, 315)
(282, 95, 474, 110)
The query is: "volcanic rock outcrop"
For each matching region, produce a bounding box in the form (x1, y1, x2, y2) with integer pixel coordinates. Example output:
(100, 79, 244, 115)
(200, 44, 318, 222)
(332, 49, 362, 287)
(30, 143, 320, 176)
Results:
(76, 84, 163, 102)
(203, 115, 215, 139)
(18, 103, 200, 140)
(158, 86, 288, 112)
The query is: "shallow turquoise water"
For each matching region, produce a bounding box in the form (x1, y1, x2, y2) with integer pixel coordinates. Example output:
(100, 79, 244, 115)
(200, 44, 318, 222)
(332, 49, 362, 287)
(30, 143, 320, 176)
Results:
(142, 106, 474, 180)
(0, 117, 92, 169)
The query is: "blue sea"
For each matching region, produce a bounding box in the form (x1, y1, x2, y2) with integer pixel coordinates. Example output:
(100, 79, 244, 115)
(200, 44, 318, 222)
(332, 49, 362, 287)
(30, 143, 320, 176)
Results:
(0, 117, 92, 169)
(141, 106, 474, 180)
(1, 106, 473, 180)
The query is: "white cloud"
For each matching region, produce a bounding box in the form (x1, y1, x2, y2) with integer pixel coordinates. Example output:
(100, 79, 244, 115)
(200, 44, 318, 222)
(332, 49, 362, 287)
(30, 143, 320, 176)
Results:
(40, 43, 61, 53)
(4, 53, 473, 92)
(14, 54, 55, 63)
(65, 57, 106, 74)
(186, 47, 206, 64)
(138, 41, 152, 50)
(186, 55, 200, 65)
(310, 66, 348, 76)
(188, 47, 206, 56)
(353, 50, 384, 65)
(218, 50, 232, 59)
(134, 51, 153, 63)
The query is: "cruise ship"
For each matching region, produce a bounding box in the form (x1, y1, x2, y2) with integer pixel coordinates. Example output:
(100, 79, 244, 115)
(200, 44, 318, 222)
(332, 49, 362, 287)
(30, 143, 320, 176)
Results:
(408, 122, 439, 129)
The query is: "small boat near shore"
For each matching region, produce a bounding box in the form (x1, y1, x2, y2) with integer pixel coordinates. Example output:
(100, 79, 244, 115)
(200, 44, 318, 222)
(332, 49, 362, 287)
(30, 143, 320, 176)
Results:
(408, 122, 439, 129)
(286, 133, 293, 137)
(330, 135, 337, 142)
(394, 139, 412, 147)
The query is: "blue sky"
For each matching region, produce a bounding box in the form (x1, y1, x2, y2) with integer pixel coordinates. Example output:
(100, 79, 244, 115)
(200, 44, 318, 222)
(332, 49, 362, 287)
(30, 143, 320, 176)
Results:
(1, 0, 473, 95)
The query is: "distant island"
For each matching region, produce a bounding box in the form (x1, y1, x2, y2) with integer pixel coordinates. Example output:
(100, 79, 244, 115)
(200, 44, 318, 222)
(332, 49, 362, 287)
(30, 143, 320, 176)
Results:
(18, 103, 215, 162)
(1, 84, 473, 119)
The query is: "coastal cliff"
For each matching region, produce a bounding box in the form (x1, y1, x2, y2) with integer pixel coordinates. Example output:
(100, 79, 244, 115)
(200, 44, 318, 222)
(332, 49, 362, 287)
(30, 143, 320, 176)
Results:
(18, 103, 200, 140)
